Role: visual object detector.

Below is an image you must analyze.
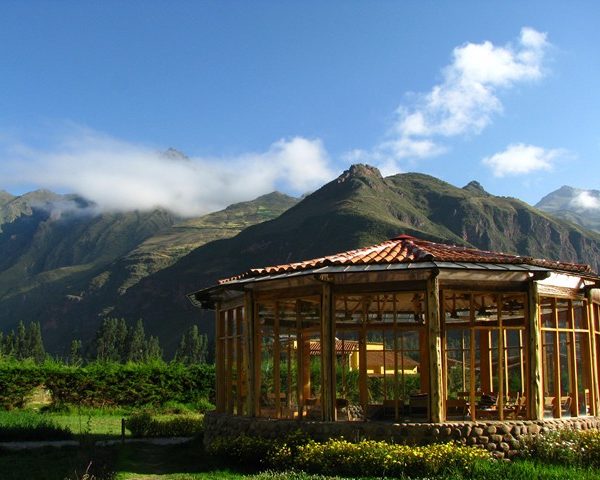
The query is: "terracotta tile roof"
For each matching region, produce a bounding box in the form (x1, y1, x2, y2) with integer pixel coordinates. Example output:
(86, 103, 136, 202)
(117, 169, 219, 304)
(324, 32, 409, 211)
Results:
(366, 351, 420, 370)
(309, 339, 359, 356)
(219, 234, 593, 284)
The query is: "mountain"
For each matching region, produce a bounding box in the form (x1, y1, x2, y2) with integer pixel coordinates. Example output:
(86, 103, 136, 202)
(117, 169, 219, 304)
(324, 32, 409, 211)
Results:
(536, 185, 600, 233)
(0, 190, 298, 353)
(3, 166, 600, 356)
(110, 165, 600, 354)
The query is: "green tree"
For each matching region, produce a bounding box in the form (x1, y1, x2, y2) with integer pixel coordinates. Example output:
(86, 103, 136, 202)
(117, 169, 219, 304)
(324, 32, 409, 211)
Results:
(3, 331, 15, 358)
(69, 339, 83, 366)
(95, 317, 129, 362)
(127, 319, 147, 362)
(26, 321, 46, 363)
(175, 325, 208, 365)
(16, 320, 27, 359)
(146, 335, 162, 361)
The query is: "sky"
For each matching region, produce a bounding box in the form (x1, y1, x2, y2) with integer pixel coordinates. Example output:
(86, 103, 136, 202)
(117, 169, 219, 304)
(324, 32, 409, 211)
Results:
(0, 1, 599, 216)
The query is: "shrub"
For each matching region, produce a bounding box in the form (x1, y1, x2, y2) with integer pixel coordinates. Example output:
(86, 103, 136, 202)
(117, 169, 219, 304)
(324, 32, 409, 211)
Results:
(523, 428, 600, 468)
(208, 434, 491, 477)
(125, 412, 204, 437)
(0, 360, 215, 409)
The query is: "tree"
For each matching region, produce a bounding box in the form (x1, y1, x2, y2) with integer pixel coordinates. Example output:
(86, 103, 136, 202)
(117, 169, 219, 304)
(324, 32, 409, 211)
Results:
(26, 321, 45, 363)
(175, 325, 208, 365)
(95, 318, 127, 362)
(16, 320, 27, 360)
(69, 339, 83, 366)
(146, 335, 162, 361)
(3, 331, 15, 358)
(127, 319, 147, 362)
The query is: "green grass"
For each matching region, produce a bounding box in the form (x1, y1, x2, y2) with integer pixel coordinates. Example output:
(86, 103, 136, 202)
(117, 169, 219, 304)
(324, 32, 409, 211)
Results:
(46, 411, 125, 437)
(2, 439, 600, 480)
(0, 410, 73, 441)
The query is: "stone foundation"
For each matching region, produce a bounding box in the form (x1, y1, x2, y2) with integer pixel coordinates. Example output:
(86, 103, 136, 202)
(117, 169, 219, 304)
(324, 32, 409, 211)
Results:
(204, 412, 600, 459)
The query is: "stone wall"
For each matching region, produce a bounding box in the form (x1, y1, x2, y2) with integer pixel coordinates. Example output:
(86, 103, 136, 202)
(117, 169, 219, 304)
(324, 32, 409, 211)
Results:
(204, 412, 600, 459)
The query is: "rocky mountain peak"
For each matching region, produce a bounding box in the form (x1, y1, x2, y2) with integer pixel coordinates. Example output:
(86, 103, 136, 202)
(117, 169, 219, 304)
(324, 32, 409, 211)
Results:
(462, 180, 489, 196)
(337, 164, 382, 184)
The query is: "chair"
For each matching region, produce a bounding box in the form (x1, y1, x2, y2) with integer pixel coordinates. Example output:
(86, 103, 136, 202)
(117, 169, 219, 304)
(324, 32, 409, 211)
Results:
(446, 398, 469, 419)
(409, 393, 429, 418)
(544, 396, 556, 417)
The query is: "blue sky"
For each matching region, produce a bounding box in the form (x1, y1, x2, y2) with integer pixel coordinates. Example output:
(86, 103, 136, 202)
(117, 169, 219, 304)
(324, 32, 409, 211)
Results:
(1, 1, 599, 215)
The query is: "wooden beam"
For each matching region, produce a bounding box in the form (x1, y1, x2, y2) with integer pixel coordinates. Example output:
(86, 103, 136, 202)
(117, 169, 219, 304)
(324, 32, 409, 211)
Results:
(320, 283, 336, 421)
(359, 300, 368, 413)
(236, 307, 244, 415)
(273, 302, 281, 418)
(527, 280, 543, 420)
(215, 303, 225, 413)
(244, 291, 256, 417)
(225, 309, 234, 414)
(553, 299, 562, 418)
(427, 271, 444, 422)
(333, 281, 428, 296)
(296, 300, 305, 419)
(498, 295, 505, 421)
(587, 291, 599, 416)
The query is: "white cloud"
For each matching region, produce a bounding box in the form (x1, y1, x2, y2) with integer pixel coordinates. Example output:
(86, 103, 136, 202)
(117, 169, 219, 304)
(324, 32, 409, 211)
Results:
(353, 27, 550, 171)
(0, 128, 335, 217)
(482, 143, 563, 177)
(571, 191, 600, 210)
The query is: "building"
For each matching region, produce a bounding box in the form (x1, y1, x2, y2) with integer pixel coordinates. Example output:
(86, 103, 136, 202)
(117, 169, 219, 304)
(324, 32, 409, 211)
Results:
(189, 235, 600, 449)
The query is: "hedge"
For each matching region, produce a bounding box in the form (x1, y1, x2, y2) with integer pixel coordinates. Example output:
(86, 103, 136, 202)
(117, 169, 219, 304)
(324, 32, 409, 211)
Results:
(0, 360, 215, 409)
(208, 434, 492, 478)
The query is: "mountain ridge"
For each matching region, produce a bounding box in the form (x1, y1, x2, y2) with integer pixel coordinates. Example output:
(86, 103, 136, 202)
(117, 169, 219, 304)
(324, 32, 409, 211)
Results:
(1, 166, 599, 356)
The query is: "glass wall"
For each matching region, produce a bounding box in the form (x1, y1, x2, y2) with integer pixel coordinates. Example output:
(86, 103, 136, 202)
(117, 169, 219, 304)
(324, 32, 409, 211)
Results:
(442, 291, 527, 421)
(333, 292, 427, 421)
(540, 297, 593, 418)
(255, 297, 322, 419)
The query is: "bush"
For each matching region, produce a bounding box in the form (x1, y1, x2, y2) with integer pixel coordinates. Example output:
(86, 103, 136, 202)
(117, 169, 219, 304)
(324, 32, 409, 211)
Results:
(125, 412, 204, 437)
(0, 360, 215, 409)
(0, 359, 44, 409)
(522, 428, 600, 468)
(208, 434, 492, 477)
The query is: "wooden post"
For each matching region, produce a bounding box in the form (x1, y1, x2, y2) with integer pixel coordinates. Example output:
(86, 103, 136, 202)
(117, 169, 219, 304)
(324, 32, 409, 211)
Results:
(587, 290, 598, 416)
(359, 302, 368, 414)
(274, 302, 281, 418)
(236, 307, 244, 415)
(296, 300, 305, 419)
(553, 299, 562, 418)
(244, 291, 256, 417)
(215, 303, 225, 413)
(320, 283, 336, 421)
(426, 271, 444, 422)
(498, 295, 505, 421)
(568, 301, 579, 416)
(480, 331, 492, 393)
(226, 309, 234, 414)
(527, 280, 543, 420)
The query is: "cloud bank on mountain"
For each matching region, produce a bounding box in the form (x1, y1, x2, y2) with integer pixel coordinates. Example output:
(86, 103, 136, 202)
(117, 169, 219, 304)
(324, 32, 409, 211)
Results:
(0, 128, 334, 217)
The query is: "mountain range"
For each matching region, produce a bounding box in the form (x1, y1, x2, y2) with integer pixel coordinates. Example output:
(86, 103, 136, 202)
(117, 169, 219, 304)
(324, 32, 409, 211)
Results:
(536, 185, 600, 233)
(1, 165, 599, 356)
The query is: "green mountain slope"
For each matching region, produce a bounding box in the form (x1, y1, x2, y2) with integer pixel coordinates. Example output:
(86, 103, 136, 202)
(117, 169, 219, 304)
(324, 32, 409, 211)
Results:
(536, 185, 600, 232)
(0, 190, 298, 353)
(112, 165, 600, 354)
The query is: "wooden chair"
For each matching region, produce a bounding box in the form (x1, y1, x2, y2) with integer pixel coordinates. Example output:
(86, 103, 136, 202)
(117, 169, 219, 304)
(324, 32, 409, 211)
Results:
(409, 393, 429, 418)
(446, 398, 469, 419)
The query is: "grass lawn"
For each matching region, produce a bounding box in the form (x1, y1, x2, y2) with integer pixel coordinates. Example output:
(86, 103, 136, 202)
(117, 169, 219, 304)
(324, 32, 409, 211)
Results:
(0, 407, 205, 440)
(47, 411, 125, 437)
(2, 437, 600, 480)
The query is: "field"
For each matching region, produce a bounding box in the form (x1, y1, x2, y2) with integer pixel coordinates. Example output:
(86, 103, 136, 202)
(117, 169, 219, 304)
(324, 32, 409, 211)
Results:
(3, 438, 600, 480)
(2, 386, 600, 479)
